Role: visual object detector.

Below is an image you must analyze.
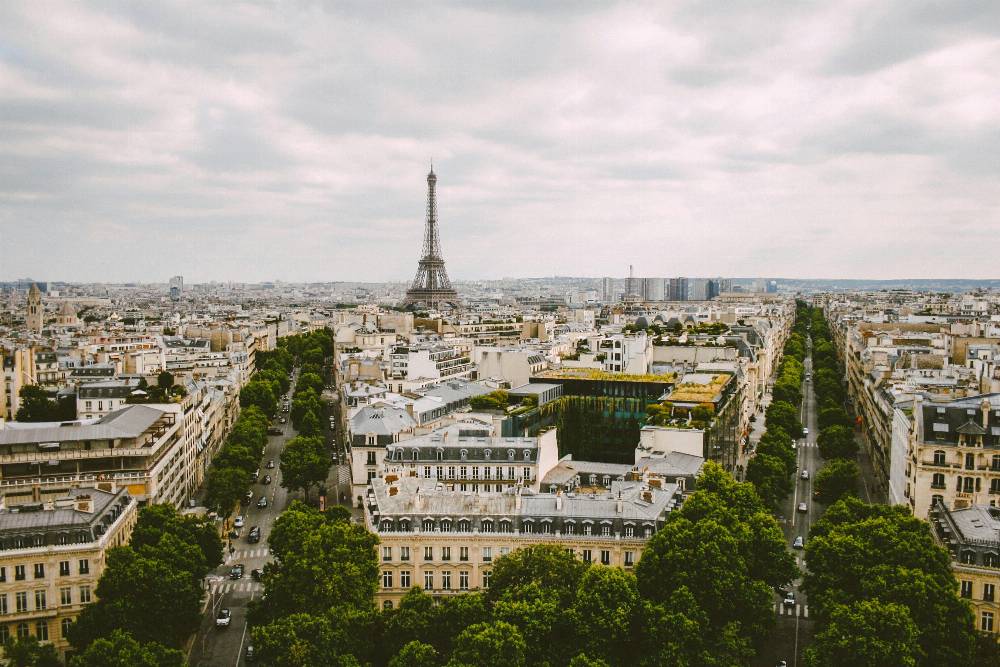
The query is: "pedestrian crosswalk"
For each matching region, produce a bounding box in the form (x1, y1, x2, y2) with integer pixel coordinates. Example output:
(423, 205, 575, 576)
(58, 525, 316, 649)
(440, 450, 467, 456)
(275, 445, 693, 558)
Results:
(774, 603, 809, 618)
(231, 547, 270, 560)
(210, 580, 262, 596)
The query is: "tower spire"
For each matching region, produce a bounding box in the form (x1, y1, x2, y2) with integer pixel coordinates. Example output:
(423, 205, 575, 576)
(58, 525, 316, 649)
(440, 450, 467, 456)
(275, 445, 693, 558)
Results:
(403, 166, 458, 309)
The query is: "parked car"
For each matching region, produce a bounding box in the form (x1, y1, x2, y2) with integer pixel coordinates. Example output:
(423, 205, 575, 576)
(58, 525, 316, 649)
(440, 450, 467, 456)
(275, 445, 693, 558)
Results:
(783, 592, 796, 608)
(229, 564, 244, 580)
(234, 515, 245, 528)
(800, 469, 809, 480)
(216, 608, 232, 628)
(802, 427, 809, 437)
(251, 469, 259, 482)
(251, 568, 263, 581)
(257, 496, 268, 509)
(262, 475, 272, 485)
(244, 490, 253, 504)
(279, 417, 287, 424)
(267, 427, 282, 436)
(266, 459, 275, 469)
(776, 661, 788, 667)
(245, 645, 256, 662)
(797, 502, 808, 513)
(793, 536, 804, 550)
(248, 526, 261, 543)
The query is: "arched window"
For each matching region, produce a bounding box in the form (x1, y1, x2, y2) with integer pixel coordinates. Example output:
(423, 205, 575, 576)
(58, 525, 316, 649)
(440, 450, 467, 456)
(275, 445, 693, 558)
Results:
(411, 450, 418, 461)
(961, 550, 977, 565)
(422, 519, 435, 532)
(499, 520, 512, 534)
(522, 521, 534, 534)
(380, 520, 393, 532)
(540, 521, 552, 535)
(933, 450, 946, 466)
(508, 450, 515, 461)
(565, 522, 576, 535)
(583, 523, 592, 536)
(984, 552, 1000, 568)
(484, 449, 491, 460)
(440, 519, 452, 532)
(383, 600, 394, 610)
(457, 519, 470, 533)
(436, 450, 444, 461)
(460, 449, 468, 461)
(399, 519, 410, 532)
(523, 450, 531, 461)
(644, 525, 653, 538)
(482, 520, 494, 533)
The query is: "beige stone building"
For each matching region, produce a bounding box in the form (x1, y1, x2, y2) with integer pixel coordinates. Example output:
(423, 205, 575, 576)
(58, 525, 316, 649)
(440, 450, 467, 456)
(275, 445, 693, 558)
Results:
(366, 476, 683, 609)
(0, 488, 137, 657)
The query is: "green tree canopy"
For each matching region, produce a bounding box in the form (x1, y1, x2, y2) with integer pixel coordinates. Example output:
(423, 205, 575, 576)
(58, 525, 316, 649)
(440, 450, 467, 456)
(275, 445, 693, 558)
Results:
(446, 621, 526, 667)
(804, 599, 920, 667)
(817, 425, 858, 460)
(240, 379, 278, 416)
(765, 401, 803, 439)
(746, 453, 793, 510)
(389, 641, 440, 667)
(69, 629, 185, 667)
(279, 435, 329, 502)
(814, 458, 859, 505)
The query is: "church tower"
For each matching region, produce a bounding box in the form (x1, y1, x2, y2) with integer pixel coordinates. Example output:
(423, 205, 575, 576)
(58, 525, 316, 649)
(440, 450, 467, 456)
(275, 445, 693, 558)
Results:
(26, 283, 43, 334)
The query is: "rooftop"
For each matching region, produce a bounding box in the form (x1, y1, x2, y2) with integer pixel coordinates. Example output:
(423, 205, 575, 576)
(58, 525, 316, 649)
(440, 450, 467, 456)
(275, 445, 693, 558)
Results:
(534, 368, 676, 383)
(0, 404, 168, 446)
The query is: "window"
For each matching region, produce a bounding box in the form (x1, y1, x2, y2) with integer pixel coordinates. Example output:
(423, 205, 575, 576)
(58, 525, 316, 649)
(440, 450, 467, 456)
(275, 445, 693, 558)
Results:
(508, 450, 515, 461)
(383, 600, 393, 610)
(933, 450, 946, 465)
(383, 546, 392, 561)
(16, 622, 28, 640)
(482, 520, 494, 533)
(382, 571, 393, 588)
(522, 522, 533, 534)
(34, 590, 45, 611)
(423, 466, 431, 478)
(35, 621, 48, 641)
(60, 618, 72, 640)
(624, 551, 635, 567)
(992, 455, 1000, 471)
(584, 524, 592, 536)
(460, 466, 467, 479)
(424, 547, 433, 561)
(644, 526, 653, 538)
(985, 552, 1000, 568)
(624, 525, 634, 537)
(442, 571, 451, 590)
(966, 453, 976, 470)
(424, 571, 433, 590)
(482, 547, 492, 562)
(523, 467, 531, 480)
(400, 571, 411, 588)
(483, 570, 491, 589)
(367, 451, 377, 465)
(508, 466, 515, 479)
(79, 559, 89, 575)
(963, 477, 975, 493)
(982, 611, 995, 633)
(540, 522, 551, 535)
(59, 561, 70, 577)
(601, 524, 611, 536)
(932, 473, 945, 489)
(460, 547, 469, 561)
(484, 467, 491, 480)
(14, 566, 25, 581)
(0, 567, 6, 582)
(961, 551, 977, 565)
(60, 588, 71, 606)
(367, 470, 377, 482)
(499, 520, 512, 534)
(472, 467, 479, 480)
(400, 546, 410, 562)
(458, 520, 470, 533)
(523, 450, 531, 461)
(440, 520, 452, 532)
(601, 550, 610, 565)
(448, 466, 456, 479)
(15, 592, 27, 613)
(582, 549, 592, 563)
(459, 571, 469, 591)
(984, 583, 996, 602)
(0, 594, 6, 615)
(961, 580, 973, 598)
(565, 523, 575, 535)
(423, 519, 435, 532)
(442, 547, 451, 561)
(79, 586, 91, 604)
(436, 466, 443, 479)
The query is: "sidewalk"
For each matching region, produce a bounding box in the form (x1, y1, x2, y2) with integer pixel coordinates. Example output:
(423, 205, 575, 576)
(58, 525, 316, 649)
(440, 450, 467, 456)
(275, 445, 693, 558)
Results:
(854, 429, 888, 505)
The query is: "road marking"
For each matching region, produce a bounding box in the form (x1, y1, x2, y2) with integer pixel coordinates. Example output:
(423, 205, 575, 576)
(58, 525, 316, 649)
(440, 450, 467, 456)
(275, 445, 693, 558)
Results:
(236, 591, 255, 667)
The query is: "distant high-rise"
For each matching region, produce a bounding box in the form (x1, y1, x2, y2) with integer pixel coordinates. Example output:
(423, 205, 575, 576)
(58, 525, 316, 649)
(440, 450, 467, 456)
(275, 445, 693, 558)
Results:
(688, 279, 709, 301)
(668, 277, 688, 301)
(403, 167, 459, 310)
(601, 277, 614, 304)
(169, 275, 183, 300)
(642, 277, 665, 301)
(25, 283, 43, 333)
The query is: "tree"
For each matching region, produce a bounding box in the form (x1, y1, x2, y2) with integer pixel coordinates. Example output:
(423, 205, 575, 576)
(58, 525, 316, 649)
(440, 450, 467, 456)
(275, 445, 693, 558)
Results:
(804, 497, 976, 665)
(765, 401, 803, 439)
(447, 621, 526, 667)
(818, 406, 852, 430)
(299, 409, 322, 437)
(389, 641, 439, 667)
(15, 385, 69, 422)
(814, 459, 859, 505)
(130, 504, 222, 577)
(746, 453, 793, 510)
(69, 547, 202, 650)
(297, 372, 325, 397)
(817, 425, 859, 460)
(572, 566, 639, 665)
(240, 379, 278, 416)
(756, 429, 796, 475)
(69, 629, 185, 667)
(804, 600, 920, 667)
(280, 435, 329, 503)
(156, 371, 174, 390)
(205, 465, 250, 513)
(487, 544, 589, 607)
(771, 381, 802, 407)
(2, 636, 62, 667)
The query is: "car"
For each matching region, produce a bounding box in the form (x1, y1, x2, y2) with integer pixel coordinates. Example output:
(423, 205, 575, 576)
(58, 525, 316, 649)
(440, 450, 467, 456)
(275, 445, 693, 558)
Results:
(251, 568, 263, 581)
(802, 427, 809, 436)
(266, 459, 275, 469)
(331, 453, 338, 463)
(783, 592, 796, 608)
(797, 502, 808, 513)
(262, 475, 272, 485)
(800, 469, 809, 480)
(243, 490, 253, 504)
(279, 417, 287, 424)
(257, 496, 268, 509)
(228, 528, 240, 540)
(216, 608, 232, 628)
(251, 469, 259, 482)
(229, 564, 244, 580)
(267, 427, 282, 436)
(245, 645, 256, 662)
(776, 661, 788, 667)
(793, 536, 804, 549)
(248, 526, 261, 543)
(234, 515, 245, 528)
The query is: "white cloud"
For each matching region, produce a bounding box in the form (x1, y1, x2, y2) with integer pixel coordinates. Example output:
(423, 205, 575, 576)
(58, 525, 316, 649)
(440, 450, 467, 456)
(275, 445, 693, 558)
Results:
(0, 0, 998, 282)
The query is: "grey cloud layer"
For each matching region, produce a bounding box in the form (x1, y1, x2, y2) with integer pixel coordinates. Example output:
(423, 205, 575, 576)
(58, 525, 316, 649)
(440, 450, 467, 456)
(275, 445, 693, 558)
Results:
(1, 0, 998, 282)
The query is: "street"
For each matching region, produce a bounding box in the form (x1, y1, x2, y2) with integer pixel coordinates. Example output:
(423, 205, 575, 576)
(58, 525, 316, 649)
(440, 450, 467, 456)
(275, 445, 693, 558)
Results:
(755, 339, 819, 667)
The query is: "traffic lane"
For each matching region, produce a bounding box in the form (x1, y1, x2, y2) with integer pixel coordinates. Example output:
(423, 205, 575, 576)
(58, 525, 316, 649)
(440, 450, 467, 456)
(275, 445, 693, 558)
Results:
(192, 590, 250, 667)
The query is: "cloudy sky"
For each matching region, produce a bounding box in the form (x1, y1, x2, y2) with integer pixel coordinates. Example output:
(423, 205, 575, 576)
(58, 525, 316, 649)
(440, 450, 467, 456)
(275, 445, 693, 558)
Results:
(1, 1, 998, 283)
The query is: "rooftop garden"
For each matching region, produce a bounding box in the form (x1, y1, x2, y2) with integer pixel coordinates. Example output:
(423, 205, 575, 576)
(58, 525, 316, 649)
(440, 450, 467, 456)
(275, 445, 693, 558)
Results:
(536, 368, 676, 383)
(666, 373, 733, 403)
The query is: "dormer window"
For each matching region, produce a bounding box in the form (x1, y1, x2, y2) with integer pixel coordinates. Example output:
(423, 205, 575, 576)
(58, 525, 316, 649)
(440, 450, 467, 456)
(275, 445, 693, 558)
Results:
(460, 449, 468, 461)
(523, 450, 530, 461)
(508, 449, 515, 461)
(484, 449, 491, 460)
(411, 450, 418, 461)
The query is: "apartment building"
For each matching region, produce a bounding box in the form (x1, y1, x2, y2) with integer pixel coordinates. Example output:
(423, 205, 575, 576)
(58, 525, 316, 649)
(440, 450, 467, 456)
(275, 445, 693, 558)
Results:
(76, 380, 139, 420)
(929, 500, 1000, 635)
(367, 476, 683, 608)
(0, 488, 137, 657)
(389, 343, 474, 389)
(0, 405, 188, 508)
(906, 394, 1000, 519)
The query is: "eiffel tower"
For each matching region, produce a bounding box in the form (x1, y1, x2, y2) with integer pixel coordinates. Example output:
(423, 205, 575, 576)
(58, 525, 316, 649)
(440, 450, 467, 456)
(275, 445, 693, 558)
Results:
(403, 166, 459, 309)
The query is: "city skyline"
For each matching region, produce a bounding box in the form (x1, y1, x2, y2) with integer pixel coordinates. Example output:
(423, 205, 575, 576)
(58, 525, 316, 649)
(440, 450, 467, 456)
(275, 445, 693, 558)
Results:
(2, 2, 999, 283)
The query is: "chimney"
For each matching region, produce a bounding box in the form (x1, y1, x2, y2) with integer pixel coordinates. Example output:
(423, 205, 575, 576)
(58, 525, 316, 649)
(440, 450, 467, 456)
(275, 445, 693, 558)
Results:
(616, 491, 623, 514)
(74, 494, 93, 513)
(982, 397, 991, 430)
(555, 490, 563, 511)
(515, 486, 522, 511)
